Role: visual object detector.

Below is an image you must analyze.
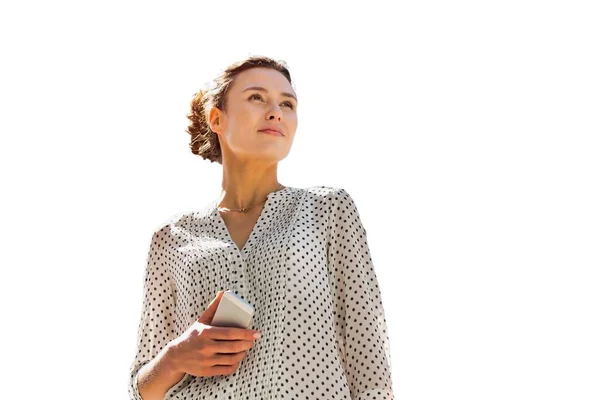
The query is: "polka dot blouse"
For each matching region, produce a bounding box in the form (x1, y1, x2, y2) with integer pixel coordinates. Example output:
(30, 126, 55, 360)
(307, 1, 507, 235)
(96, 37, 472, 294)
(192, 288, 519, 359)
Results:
(128, 186, 394, 399)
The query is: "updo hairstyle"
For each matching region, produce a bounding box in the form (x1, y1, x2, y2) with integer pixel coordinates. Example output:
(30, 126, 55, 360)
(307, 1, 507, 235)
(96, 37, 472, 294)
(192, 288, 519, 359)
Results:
(185, 56, 292, 164)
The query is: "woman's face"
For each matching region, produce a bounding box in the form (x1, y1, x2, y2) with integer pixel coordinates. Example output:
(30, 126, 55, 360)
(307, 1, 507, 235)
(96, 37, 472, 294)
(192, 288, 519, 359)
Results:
(209, 67, 298, 164)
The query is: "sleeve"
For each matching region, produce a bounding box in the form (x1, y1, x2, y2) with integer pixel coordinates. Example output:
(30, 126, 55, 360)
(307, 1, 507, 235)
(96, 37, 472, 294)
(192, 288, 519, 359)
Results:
(128, 227, 189, 400)
(326, 188, 395, 400)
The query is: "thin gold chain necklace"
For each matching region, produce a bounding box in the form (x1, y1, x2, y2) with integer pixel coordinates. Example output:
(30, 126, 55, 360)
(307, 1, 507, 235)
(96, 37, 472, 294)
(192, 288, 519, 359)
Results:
(217, 183, 285, 213)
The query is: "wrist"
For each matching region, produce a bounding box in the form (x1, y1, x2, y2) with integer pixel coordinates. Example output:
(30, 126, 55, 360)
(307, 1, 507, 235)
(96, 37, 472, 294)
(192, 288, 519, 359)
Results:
(161, 342, 183, 377)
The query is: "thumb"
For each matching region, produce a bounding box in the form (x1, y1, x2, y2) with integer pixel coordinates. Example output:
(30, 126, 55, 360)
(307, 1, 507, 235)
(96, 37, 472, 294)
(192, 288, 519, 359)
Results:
(197, 290, 224, 325)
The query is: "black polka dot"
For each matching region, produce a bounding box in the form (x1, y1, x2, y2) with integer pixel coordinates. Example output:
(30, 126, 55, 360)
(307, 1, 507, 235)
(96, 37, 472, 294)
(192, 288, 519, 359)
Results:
(128, 186, 394, 399)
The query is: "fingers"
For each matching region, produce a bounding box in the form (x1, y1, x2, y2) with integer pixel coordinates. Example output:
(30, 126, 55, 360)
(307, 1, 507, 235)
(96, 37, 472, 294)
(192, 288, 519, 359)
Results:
(210, 364, 239, 376)
(210, 349, 248, 366)
(204, 325, 261, 342)
(197, 291, 224, 325)
(209, 338, 256, 354)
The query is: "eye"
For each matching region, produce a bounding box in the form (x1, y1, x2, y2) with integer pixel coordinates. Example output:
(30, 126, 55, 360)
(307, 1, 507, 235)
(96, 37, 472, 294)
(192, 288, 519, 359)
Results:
(249, 93, 264, 101)
(249, 93, 295, 110)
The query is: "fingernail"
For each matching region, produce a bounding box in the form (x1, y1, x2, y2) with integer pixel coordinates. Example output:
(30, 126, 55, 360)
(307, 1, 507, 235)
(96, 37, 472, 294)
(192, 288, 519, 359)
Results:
(253, 332, 261, 339)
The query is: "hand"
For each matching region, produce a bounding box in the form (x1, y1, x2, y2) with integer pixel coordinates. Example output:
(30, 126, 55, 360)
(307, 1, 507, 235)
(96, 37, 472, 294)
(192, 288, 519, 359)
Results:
(166, 291, 261, 377)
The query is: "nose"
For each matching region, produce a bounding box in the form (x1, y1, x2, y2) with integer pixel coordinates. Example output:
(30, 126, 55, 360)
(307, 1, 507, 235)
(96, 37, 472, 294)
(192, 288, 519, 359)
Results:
(266, 104, 282, 121)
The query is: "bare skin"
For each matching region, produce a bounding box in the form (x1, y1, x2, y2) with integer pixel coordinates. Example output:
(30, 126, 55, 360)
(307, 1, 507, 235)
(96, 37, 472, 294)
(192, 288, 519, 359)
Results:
(219, 204, 265, 251)
(137, 292, 261, 400)
(208, 67, 298, 213)
(136, 67, 297, 399)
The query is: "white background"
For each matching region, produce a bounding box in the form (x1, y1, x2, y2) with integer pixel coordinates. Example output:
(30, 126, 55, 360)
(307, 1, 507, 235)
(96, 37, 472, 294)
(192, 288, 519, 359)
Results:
(1, 1, 598, 399)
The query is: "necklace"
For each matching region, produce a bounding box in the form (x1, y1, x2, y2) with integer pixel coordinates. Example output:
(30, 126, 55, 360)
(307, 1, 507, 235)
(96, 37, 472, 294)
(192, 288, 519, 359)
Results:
(217, 183, 286, 213)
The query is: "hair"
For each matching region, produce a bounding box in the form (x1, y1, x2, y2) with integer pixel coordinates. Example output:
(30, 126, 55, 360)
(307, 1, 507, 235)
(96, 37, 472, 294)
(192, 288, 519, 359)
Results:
(185, 56, 293, 165)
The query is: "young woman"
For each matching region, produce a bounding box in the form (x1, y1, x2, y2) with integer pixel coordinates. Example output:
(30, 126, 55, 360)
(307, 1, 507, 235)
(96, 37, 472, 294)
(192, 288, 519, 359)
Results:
(128, 56, 394, 399)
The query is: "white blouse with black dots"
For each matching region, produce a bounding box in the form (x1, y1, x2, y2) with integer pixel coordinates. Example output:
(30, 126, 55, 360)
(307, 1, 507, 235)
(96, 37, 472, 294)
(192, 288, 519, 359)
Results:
(128, 186, 394, 399)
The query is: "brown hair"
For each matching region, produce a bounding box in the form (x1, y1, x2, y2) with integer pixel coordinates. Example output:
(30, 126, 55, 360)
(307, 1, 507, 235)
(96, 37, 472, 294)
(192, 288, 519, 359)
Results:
(185, 56, 293, 164)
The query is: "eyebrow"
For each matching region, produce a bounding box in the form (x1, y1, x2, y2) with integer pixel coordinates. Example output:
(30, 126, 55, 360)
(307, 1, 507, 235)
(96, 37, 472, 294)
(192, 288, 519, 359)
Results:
(242, 86, 297, 102)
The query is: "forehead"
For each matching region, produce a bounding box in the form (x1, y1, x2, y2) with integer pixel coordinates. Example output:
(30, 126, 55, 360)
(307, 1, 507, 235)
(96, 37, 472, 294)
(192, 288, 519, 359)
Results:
(230, 67, 294, 94)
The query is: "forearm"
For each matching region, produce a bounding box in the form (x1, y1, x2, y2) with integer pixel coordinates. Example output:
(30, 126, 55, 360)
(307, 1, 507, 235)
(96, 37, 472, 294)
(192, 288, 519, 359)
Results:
(137, 344, 185, 400)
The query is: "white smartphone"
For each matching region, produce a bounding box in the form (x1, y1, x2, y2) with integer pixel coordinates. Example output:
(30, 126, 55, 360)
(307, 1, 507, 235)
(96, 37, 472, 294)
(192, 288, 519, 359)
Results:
(210, 290, 255, 329)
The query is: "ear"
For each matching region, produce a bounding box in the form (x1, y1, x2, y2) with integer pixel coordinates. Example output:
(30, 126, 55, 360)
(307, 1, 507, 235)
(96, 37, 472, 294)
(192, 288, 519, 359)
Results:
(208, 106, 223, 135)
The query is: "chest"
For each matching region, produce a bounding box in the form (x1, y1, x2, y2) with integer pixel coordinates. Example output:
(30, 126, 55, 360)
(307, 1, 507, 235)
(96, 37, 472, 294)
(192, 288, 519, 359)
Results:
(219, 209, 263, 252)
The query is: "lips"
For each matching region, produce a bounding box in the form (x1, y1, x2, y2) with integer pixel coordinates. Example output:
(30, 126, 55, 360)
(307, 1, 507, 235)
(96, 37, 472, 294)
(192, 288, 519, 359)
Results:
(258, 129, 284, 137)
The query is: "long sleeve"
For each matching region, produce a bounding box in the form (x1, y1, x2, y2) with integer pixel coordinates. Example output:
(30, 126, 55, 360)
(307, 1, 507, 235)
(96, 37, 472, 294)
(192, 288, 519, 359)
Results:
(128, 226, 189, 400)
(326, 188, 395, 400)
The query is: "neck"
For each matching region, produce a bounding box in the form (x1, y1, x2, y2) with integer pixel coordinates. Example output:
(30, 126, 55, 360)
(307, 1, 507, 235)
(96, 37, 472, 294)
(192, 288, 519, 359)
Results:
(218, 161, 282, 211)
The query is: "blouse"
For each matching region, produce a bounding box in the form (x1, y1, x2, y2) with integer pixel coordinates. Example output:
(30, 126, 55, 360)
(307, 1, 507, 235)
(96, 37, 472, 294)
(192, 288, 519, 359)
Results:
(128, 185, 394, 399)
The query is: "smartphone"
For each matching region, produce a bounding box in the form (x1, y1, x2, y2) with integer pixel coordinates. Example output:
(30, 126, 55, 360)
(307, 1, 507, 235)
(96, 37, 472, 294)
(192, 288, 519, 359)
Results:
(210, 290, 255, 329)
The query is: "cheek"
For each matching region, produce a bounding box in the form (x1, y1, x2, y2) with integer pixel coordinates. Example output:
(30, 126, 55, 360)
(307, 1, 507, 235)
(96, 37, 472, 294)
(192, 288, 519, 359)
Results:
(287, 115, 299, 130)
(227, 108, 254, 132)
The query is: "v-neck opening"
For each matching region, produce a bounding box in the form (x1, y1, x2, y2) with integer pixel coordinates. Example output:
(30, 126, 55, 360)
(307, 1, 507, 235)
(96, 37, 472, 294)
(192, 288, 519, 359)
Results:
(212, 186, 294, 257)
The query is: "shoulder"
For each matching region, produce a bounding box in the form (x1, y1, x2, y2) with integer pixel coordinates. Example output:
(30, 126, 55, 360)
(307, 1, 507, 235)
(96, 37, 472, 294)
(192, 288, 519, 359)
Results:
(298, 185, 359, 210)
(320, 186, 367, 233)
(300, 186, 361, 222)
(150, 200, 217, 238)
(297, 185, 348, 210)
(304, 185, 357, 206)
(149, 210, 198, 247)
(303, 185, 352, 202)
(151, 211, 188, 234)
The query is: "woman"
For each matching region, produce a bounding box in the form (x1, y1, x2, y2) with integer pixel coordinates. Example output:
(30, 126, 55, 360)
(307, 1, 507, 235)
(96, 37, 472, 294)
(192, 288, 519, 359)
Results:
(128, 56, 394, 399)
